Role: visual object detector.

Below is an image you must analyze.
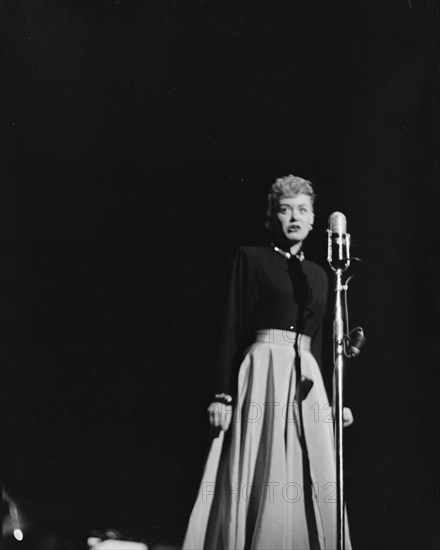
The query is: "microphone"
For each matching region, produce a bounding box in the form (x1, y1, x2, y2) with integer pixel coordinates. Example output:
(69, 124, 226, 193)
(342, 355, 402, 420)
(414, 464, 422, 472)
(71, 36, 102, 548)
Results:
(327, 211, 350, 270)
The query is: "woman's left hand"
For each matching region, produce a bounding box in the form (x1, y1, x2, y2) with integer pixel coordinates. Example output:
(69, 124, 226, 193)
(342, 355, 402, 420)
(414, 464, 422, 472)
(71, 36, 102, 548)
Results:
(343, 407, 354, 427)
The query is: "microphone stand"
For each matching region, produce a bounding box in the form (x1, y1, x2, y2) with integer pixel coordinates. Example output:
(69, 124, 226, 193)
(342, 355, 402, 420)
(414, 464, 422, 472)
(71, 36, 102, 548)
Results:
(328, 231, 351, 550)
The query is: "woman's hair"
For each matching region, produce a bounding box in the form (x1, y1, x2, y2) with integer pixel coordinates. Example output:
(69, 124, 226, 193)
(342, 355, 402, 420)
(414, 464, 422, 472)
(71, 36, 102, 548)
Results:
(265, 174, 315, 233)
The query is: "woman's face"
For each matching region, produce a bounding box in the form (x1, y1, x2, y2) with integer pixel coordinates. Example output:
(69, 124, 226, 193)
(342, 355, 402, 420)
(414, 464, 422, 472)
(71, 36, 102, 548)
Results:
(276, 194, 314, 244)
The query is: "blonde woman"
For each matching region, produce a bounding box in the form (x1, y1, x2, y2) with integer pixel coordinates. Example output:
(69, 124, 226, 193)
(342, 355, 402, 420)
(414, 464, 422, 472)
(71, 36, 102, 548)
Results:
(183, 175, 353, 550)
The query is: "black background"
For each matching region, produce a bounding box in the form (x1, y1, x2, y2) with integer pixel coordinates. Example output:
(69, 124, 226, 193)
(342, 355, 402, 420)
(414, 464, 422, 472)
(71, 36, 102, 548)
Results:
(1, 1, 438, 548)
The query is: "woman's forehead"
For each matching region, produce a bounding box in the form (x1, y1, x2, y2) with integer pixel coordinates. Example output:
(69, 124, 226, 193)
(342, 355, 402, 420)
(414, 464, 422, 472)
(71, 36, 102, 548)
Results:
(278, 194, 313, 206)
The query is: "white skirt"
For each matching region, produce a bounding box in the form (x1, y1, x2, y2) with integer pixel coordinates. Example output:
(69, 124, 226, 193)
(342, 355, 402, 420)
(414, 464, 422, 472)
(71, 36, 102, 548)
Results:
(183, 329, 352, 550)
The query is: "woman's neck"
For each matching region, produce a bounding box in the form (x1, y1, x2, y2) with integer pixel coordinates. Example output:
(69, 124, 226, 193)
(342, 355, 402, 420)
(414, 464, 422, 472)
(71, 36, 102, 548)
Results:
(289, 242, 303, 256)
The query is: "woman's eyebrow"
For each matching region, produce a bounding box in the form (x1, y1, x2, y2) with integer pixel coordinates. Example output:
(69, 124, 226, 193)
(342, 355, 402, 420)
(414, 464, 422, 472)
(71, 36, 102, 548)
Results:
(279, 202, 310, 208)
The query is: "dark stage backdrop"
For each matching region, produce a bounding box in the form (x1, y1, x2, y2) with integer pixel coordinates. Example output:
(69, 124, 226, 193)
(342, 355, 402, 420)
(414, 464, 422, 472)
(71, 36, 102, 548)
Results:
(1, 1, 438, 548)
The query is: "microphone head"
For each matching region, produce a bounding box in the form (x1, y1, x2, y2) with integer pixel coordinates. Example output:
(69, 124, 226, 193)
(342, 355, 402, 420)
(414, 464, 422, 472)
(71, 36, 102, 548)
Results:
(328, 211, 347, 234)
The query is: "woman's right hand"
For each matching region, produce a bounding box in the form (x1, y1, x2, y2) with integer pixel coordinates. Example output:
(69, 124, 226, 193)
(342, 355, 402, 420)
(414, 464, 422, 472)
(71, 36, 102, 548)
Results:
(207, 402, 233, 432)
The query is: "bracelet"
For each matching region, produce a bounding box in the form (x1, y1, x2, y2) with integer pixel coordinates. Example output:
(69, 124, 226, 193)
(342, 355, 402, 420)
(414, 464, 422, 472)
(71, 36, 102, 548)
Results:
(213, 393, 233, 406)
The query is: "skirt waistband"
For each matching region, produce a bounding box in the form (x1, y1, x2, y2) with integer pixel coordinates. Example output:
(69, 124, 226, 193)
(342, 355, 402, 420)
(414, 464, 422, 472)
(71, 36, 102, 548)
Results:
(255, 329, 311, 351)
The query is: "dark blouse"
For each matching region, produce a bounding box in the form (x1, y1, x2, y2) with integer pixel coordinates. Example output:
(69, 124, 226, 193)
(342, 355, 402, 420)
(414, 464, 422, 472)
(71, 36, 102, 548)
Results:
(215, 246, 328, 396)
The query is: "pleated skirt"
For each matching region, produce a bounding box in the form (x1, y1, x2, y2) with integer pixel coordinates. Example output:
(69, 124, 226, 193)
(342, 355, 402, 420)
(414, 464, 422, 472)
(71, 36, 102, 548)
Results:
(182, 329, 351, 550)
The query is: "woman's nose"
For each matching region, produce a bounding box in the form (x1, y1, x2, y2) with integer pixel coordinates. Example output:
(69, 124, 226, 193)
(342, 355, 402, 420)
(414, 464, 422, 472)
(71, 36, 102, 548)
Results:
(290, 209, 299, 220)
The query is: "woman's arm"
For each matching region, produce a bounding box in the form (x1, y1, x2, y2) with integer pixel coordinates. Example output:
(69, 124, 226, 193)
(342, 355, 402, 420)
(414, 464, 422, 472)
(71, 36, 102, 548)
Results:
(209, 247, 259, 431)
(213, 246, 259, 397)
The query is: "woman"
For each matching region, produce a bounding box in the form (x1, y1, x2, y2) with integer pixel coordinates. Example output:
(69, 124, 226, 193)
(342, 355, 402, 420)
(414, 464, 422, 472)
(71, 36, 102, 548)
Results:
(183, 175, 353, 549)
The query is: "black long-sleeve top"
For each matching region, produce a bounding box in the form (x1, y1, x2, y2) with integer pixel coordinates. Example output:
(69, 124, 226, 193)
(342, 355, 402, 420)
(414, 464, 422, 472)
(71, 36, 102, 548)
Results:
(215, 246, 328, 396)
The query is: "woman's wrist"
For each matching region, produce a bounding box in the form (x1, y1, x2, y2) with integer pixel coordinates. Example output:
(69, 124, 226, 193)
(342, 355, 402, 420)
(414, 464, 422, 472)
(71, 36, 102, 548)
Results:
(213, 392, 234, 406)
